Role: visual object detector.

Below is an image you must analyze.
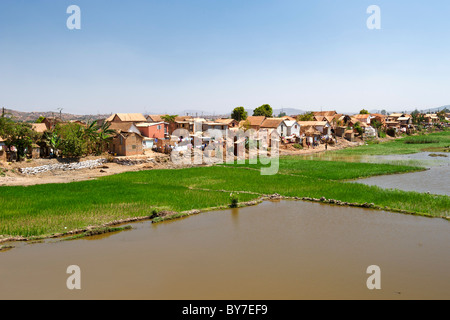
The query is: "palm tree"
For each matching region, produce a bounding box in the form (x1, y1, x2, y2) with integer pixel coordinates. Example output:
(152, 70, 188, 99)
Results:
(83, 120, 99, 154)
(44, 131, 61, 157)
(96, 121, 115, 154)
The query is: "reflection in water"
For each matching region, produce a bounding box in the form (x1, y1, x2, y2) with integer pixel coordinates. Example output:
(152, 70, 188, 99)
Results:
(0, 201, 449, 300)
(231, 207, 239, 228)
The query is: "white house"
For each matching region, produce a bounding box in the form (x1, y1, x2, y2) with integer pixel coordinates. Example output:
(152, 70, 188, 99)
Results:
(260, 118, 287, 137)
(283, 120, 301, 137)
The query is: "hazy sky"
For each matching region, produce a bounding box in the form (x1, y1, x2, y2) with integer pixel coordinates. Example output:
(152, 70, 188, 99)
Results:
(1, 0, 450, 115)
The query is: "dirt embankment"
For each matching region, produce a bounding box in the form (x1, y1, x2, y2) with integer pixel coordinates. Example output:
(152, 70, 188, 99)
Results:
(0, 151, 179, 187)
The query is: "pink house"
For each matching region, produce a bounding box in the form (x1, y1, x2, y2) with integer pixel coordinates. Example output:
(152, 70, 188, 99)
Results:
(136, 122, 169, 139)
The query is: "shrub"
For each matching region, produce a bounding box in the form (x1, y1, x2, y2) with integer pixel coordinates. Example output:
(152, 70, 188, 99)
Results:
(293, 143, 302, 149)
(386, 127, 396, 137)
(229, 193, 239, 208)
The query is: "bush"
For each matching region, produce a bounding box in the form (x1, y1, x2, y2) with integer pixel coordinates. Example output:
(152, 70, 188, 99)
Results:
(386, 127, 396, 137)
(229, 193, 239, 208)
(293, 143, 302, 149)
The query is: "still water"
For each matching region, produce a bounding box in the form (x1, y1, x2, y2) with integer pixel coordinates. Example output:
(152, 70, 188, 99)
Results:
(1, 200, 449, 300)
(303, 151, 450, 196)
(355, 152, 450, 196)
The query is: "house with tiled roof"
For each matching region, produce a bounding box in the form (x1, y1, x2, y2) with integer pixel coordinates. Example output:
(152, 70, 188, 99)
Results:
(239, 116, 266, 131)
(106, 113, 147, 124)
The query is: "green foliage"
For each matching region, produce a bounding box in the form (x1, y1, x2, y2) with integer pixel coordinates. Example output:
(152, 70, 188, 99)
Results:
(296, 112, 315, 121)
(386, 127, 396, 137)
(231, 107, 248, 122)
(35, 116, 45, 123)
(253, 104, 273, 117)
(0, 117, 37, 160)
(411, 110, 425, 125)
(55, 123, 87, 158)
(353, 122, 364, 136)
(293, 143, 302, 149)
(359, 109, 369, 114)
(371, 119, 382, 130)
(229, 193, 239, 208)
(161, 114, 178, 123)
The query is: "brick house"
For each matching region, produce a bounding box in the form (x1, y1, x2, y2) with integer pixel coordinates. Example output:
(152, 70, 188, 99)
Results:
(108, 122, 144, 156)
(111, 132, 144, 156)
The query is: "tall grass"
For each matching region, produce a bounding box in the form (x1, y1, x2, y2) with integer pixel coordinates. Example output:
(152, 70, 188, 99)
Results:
(335, 131, 450, 156)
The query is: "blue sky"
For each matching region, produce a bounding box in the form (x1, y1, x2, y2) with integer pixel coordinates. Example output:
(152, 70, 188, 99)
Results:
(1, 0, 450, 115)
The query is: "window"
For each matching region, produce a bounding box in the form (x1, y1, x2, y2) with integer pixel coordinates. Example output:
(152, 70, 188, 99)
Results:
(157, 125, 161, 130)
(132, 145, 136, 149)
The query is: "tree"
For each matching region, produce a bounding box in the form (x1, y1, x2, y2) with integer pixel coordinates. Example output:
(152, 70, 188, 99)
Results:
(411, 110, 424, 125)
(161, 114, 178, 123)
(43, 131, 61, 157)
(1, 118, 37, 160)
(231, 107, 248, 122)
(56, 123, 87, 158)
(253, 104, 273, 117)
(96, 121, 115, 154)
(36, 116, 45, 123)
(354, 122, 364, 136)
(83, 120, 100, 154)
(371, 119, 382, 130)
(277, 111, 287, 118)
(380, 110, 386, 115)
(296, 112, 314, 121)
(360, 109, 369, 114)
(437, 110, 446, 121)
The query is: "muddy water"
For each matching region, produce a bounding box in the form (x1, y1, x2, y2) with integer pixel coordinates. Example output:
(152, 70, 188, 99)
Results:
(1, 200, 449, 300)
(355, 152, 450, 196)
(304, 151, 450, 196)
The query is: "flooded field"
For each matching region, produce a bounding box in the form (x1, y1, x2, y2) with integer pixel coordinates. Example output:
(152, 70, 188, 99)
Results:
(303, 151, 450, 196)
(1, 200, 449, 300)
(355, 152, 450, 196)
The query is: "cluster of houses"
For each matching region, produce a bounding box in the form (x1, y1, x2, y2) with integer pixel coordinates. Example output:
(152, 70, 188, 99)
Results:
(1, 109, 448, 161)
(101, 113, 330, 156)
(102, 110, 449, 156)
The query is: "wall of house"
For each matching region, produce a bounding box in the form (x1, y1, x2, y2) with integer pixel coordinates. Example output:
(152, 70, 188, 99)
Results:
(138, 124, 167, 139)
(112, 134, 143, 156)
(0, 144, 6, 162)
(287, 124, 300, 136)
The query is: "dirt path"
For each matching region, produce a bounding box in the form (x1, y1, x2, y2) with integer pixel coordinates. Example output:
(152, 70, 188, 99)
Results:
(0, 152, 179, 187)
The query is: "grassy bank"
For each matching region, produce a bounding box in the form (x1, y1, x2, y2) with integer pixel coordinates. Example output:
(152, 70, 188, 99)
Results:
(334, 131, 450, 156)
(1, 156, 449, 239)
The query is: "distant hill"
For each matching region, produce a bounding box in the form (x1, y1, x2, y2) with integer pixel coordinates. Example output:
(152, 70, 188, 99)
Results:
(1, 108, 112, 123)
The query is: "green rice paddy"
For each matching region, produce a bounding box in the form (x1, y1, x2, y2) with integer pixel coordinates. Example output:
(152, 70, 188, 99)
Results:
(1, 131, 449, 239)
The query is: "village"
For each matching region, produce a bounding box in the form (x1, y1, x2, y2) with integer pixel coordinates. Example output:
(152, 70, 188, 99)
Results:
(1, 107, 449, 172)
